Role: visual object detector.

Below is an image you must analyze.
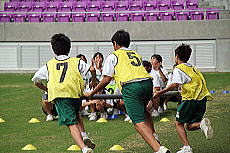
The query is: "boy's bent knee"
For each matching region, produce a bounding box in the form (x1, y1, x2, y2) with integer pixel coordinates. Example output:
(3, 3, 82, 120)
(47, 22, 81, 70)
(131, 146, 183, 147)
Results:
(175, 121, 184, 127)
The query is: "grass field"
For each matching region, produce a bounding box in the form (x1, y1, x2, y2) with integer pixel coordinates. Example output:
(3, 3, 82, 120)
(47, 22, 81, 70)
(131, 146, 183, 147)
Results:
(0, 73, 230, 153)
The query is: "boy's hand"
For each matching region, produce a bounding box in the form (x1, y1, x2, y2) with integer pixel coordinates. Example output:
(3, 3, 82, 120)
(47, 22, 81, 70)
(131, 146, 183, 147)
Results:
(153, 91, 161, 99)
(84, 92, 93, 98)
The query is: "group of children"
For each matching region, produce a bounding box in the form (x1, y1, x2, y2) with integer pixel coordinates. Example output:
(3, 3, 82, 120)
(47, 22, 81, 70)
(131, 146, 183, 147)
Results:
(32, 30, 214, 153)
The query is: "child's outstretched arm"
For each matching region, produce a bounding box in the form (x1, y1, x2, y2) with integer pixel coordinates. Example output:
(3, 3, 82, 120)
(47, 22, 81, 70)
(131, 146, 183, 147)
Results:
(153, 83, 179, 99)
(34, 82, 48, 92)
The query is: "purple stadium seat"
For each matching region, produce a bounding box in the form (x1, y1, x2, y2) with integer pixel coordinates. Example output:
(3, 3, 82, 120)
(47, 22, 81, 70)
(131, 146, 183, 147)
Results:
(72, 13, 85, 22)
(38, 0, 52, 2)
(186, 0, 198, 9)
(129, 1, 143, 11)
(32, 2, 45, 12)
(143, 0, 157, 11)
(115, 1, 129, 11)
(24, 0, 36, 2)
(51, 0, 63, 2)
(0, 13, 12, 22)
(116, 12, 129, 21)
(175, 11, 189, 20)
(87, 1, 101, 12)
(45, 2, 59, 12)
(72, 1, 86, 12)
(18, 2, 32, 12)
(4, 2, 18, 11)
(43, 11, 56, 22)
(65, 0, 76, 2)
(171, 0, 184, 10)
(145, 12, 159, 21)
(190, 9, 204, 20)
(206, 8, 219, 20)
(87, 13, 100, 22)
(157, 0, 170, 10)
(57, 13, 71, 22)
(130, 13, 144, 21)
(101, 1, 115, 12)
(101, 12, 115, 22)
(13, 14, 26, 22)
(159, 10, 174, 21)
(59, 2, 72, 12)
(28, 14, 42, 22)
(9, 0, 21, 2)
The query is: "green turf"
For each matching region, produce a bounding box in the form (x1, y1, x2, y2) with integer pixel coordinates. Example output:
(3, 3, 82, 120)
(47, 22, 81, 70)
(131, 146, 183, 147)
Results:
(0, 73, 230, 153)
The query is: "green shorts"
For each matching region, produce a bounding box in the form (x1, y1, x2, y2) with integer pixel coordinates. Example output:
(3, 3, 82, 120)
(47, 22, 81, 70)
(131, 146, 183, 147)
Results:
(122, 79, 153, 124)
(54, 98, 81, 125)
(176, 97, 207, 124)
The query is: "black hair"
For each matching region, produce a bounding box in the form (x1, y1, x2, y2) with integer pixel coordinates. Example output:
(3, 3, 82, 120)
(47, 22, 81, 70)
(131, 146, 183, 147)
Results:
(151, 54, 162, 63)
(175, 44, 192, 62)
(111, 29, 130, 48)
(93, 52, 104, 62)
(76, 54, 87, 63)
(142, 60, 152, 69)
(51, 33, 71, 56)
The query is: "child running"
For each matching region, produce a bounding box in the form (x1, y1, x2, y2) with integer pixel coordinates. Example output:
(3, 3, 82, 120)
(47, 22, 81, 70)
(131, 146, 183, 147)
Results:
(84, 29, 170, 153)
(32, 33, 96, 153)
(154, 44, 214, 153)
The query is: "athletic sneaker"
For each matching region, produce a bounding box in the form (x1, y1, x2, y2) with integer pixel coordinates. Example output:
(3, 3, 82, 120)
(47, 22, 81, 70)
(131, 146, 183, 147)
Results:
(151, 109, 160, 117)
(113, 108, 119, 115)
(86, 148, 93, 153)
(100, 112, 108, 119)
(46, 114, 53, 121)
(155, 146, 171, 153)
(107, 108, 113, 114)
(89, 112, 97, 121)
(176, 146, 193, 153)
(83, 136, 96, 149)
(158, 106, 164, 114)
(124, 114, 131, 122)
(200, 118, 213, 139)
(82, 147, 94, 153)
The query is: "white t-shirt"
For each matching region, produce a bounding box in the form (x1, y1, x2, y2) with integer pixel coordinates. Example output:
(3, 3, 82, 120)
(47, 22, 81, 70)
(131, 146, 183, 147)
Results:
(166, 73, 173, 87)
(149, 67, 168, 89)
(31, 55, 90, 83)
(148, 72, 161, 88)
(171, 63, 192, 85)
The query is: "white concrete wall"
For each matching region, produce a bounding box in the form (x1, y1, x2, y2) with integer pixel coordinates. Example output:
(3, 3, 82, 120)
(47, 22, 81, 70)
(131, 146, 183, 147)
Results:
(0, 40, 221, 72)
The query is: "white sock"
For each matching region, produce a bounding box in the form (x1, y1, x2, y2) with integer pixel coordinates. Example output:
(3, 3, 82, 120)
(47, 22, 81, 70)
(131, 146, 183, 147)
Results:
(82, 147, 88, 153)
(81, 132, 88, 138)
(183, 146, 191, 149)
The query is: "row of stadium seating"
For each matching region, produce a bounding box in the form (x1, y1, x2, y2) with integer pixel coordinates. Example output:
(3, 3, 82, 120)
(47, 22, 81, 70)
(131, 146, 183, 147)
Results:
(4, 0, 200, 12)
(0, 10, 219, 22)
(0, 0, 220, 22)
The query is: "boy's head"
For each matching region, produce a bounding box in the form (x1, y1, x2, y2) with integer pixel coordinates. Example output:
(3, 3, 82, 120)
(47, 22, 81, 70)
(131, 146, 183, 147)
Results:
(150, 54, 163, 69)
(142, 60, 152, 73)
(76, 54, 87, 63)
(111, 29, 130, 51)
(175, 44, 192, 64)
(51, 33, 71, 56)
